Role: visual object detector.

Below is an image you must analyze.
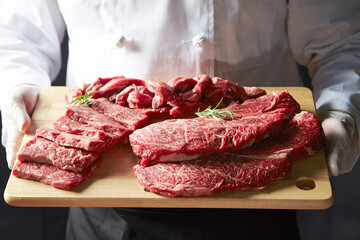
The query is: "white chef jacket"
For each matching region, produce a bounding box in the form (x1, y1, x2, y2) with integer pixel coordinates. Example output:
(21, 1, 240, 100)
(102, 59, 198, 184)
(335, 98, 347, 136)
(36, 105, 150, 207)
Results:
(0, 0, 360, 133)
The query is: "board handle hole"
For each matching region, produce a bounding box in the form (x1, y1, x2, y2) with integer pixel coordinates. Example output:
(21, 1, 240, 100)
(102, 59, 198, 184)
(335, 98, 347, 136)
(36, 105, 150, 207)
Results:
(295, 177, 316, 190)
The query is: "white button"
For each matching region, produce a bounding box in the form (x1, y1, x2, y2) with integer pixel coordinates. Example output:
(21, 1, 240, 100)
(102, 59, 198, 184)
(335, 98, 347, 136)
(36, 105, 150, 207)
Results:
(192, 34, 207, 47)
(116, 35, 126, 48)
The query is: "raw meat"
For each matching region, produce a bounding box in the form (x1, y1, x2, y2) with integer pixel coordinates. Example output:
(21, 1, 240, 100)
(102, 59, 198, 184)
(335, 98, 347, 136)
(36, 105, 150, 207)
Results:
(168, 76, 198, 93)
(133, 111, 324, 197)
(130, 90, 300, 165)
(65, 76, 116, 104)
(146, 79, 181, 109)
(65, 105, 132, 143)
(243, 86, 267, 99)
(238, 111, 325, 161)
(168, 75, 248, 106)
(86, 76, 124, 93)
(168, 76, 202, 102)
(65, 85, 84, 104)
(13, 158, 101, 190)
(36, 127, 107, 152)
(54, 116, 119, 148)
(192, 74, 212, 95)
(127, 90, 153, 109)
(226, 90, 300, 118)
(169, 101, 205, 117)
(130, 108, 294, 166)
(133, 153, 292, 197)
(115, 85, 153, 108)
(63, 76, 145, 103)
(114, 85, 137, 106)
(91, 98, 149, 130)
(203, 77, 248, 107)
(65, 74, 256, 119)
(17, 136, 100, 173)
(135, 106, 172, 119)
(90, 77, 146, 100)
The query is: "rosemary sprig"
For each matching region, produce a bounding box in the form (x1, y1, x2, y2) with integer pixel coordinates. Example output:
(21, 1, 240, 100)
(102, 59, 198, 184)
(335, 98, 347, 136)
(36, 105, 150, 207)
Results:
(195, 98, 242, 121)
(70, 92, 95, 107)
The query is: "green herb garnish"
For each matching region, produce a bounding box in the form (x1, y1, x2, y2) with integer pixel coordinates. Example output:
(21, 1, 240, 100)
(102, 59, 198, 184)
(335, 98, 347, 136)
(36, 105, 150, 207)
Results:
(70, 92, 95, 107)
(195, 98, 243, 121)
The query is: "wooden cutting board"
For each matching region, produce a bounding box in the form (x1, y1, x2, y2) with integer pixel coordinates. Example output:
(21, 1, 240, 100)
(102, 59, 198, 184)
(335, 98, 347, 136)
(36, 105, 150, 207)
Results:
(4, 87, 333, 209)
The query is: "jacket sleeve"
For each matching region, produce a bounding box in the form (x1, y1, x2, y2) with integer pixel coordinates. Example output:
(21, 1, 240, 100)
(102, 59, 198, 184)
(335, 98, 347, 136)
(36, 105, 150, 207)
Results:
(0, 0, 66, 109)
(287, 0, 360, 129)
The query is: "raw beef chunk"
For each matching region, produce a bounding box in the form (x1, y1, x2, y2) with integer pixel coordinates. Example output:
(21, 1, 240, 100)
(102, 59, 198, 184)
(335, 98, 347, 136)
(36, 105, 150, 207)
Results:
(243, 86, 267, 99)
(86, 76, 124, 93)
(168, 76, 198, 92)
(89, 77, 146, 100)
(168, 76, 202, 102)
(202, 77, 248, 107)
(146, 79, 182, 109)
(127, 90, 154, 109)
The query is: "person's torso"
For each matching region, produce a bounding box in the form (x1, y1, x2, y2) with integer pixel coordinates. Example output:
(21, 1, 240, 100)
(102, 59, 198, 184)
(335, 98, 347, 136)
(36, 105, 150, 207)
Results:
(58, 0, 303, 87)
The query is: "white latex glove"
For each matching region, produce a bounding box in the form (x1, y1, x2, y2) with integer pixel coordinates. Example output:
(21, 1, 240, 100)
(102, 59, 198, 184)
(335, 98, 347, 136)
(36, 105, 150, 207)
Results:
(1, 84, 41, 169)
(319, 110, 360, 176)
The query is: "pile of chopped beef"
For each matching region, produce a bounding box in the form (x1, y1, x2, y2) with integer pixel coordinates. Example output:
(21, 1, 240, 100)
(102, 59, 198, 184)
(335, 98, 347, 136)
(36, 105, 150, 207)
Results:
(66, 75, 262, 118)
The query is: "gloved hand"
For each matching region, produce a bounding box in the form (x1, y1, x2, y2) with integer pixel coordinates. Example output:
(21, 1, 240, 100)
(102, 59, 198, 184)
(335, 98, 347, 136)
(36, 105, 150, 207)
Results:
(1, 84, 41, 169)
(319, 110, 360, 176)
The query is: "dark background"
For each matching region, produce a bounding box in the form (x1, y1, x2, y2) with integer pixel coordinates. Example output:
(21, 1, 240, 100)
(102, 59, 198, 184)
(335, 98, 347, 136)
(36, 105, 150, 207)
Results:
(1, 35, 360, 240)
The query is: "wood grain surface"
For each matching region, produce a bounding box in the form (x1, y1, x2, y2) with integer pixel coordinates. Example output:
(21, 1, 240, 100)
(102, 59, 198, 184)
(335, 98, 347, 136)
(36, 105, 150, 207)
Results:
(4, 87, 333, 209)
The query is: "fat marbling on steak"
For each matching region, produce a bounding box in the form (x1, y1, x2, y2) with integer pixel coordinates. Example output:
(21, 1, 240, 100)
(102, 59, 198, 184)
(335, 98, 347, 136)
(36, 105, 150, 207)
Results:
(129, 90, 300, 166)
(133, 111, 324, 197)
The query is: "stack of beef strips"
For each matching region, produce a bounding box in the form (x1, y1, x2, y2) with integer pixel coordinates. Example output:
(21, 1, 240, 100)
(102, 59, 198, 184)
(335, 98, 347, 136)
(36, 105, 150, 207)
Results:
(13, 75, 324, 195)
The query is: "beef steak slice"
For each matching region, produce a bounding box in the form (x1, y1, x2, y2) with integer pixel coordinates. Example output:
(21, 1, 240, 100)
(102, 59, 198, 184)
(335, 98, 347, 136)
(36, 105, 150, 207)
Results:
(65, 105, 132, 143)
(13, 158, 101, 190)
(54, 116, 119, 149)
(36, 127, 107, 152)
(91, 98, 149, 130)
(130, 108, 294, 166)
(17, 136, 100, 173)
